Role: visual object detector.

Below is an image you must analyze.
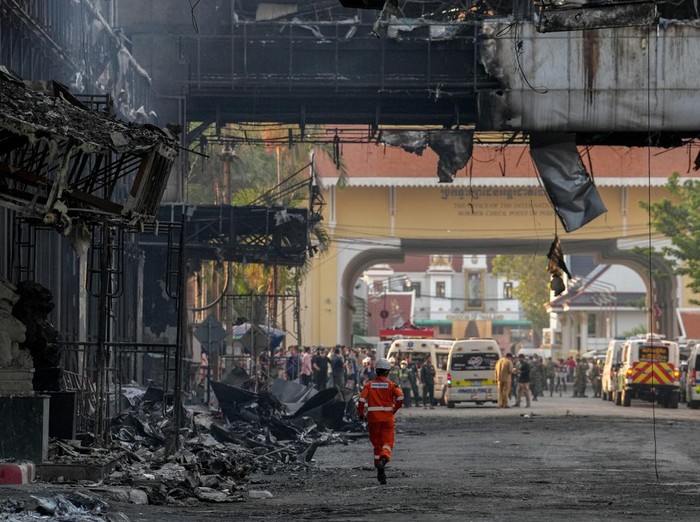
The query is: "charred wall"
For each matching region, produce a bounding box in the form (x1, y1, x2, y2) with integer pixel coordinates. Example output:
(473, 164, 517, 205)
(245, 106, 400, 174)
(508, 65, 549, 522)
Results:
(479, 20, 700, 134)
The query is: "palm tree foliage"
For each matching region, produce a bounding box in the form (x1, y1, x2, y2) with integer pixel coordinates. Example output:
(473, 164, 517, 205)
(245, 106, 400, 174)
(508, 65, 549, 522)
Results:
(186, 124, 337, 330)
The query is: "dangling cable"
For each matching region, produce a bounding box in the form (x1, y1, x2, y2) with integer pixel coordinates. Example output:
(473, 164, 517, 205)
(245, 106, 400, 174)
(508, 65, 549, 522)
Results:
(645, 28, 659, 482)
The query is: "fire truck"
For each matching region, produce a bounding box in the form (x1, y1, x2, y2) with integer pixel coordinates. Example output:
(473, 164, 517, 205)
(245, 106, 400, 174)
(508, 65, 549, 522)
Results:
(613, 334, 681, 408)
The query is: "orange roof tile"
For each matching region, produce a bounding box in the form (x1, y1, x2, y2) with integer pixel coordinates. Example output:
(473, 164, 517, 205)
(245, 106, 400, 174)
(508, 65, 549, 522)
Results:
(678, 309, 700, 339)
(316, 142, 700, 186)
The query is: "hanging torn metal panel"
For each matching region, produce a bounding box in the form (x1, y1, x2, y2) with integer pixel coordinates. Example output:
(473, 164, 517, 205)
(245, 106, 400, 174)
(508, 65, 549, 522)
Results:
(530, 132, 607, 232)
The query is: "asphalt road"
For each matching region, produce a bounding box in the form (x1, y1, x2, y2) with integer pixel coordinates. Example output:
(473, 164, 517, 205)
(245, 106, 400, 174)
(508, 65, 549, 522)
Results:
(4, 393, 700, 521)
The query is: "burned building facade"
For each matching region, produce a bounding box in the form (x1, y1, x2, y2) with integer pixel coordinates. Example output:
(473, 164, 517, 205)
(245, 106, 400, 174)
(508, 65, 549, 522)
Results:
(1, 0, 700, 435)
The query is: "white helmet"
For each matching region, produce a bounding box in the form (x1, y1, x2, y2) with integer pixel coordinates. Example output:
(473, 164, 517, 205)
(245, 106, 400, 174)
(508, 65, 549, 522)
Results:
(376, 358, 391, 370)
(388, 356, 396, 364)
(362, 357, 372, 365)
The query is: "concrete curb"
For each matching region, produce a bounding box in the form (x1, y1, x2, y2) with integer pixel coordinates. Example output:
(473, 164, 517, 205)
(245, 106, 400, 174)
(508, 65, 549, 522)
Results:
(0, 462, 35, 484)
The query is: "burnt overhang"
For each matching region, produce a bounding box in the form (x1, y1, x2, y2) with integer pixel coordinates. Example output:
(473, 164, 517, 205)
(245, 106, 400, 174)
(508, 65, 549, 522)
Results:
(478, 20, 700, 137)
(536, 0, 657, 33)
(0, 68, 178, 230)
(145, 204, 313, 268)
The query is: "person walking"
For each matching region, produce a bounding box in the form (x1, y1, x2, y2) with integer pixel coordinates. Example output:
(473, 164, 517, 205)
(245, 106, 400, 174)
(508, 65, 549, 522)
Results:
(494, 353, 514, 407)
(566, 356, 577, 383)
(300, 346, 313, 386)
(545, 357, 556, 397)
(285, 346, 300, 381)
(388, 357, 401, 386)
(360, 357, 375, 387)
(590, 359, 602, 398)
(345, 347, 360, 391)
(515, 354, 532, 408)
(312, 347, 329, 390)
(573, 358, 588, 397)
(398, 360, 413, 408)
(555, 359, 568, 396)
(530, 356, 544, 401)
(357, 358, 404, 485)
(406, 355, 421, 407)
(510, 360, 519, 400)
(330, 346, 346, 391)
(420, 356, 436, 409)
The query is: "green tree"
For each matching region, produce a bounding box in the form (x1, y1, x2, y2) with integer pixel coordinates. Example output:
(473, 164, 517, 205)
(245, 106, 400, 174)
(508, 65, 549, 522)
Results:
(492, 255, 551, 334)
(622, 324, 647, 338)
(641, 172, 700, 304)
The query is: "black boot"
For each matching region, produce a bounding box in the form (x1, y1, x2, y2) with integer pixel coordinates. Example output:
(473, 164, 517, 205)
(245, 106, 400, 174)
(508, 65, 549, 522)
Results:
(376, 456, 388, 484)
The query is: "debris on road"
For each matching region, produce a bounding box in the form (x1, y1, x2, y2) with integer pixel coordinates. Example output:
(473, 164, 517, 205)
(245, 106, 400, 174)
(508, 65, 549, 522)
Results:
(0, 491, 129, 521)
(37, 380, 363, 506)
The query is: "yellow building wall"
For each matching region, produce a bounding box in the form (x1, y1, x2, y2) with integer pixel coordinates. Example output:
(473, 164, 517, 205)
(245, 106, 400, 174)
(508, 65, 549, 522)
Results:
(334, 187, 392, 237)
(330, 185, 667, 241)
(305, 242, 341, 346)
(301, 183, 690, 347)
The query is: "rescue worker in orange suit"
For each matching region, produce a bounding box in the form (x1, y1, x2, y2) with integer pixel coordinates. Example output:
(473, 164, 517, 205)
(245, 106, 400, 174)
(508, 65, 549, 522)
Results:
(357, 357, 404, 484)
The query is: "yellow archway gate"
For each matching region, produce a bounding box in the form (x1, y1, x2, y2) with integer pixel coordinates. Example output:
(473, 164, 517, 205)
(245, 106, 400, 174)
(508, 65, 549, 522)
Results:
(301, 143, 700, 347)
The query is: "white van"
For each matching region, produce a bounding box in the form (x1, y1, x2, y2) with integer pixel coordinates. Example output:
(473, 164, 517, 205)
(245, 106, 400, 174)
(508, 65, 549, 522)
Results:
(685, 345, 700, 409)
(386, 338, 450, 403)
(601, 339, 625, 401)
(443, 338, 501, 408)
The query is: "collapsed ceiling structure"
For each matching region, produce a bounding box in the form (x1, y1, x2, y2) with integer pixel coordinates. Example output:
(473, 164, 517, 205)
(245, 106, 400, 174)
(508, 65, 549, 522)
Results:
(171, 1, 700, 180)
(0, 67, 178, 233)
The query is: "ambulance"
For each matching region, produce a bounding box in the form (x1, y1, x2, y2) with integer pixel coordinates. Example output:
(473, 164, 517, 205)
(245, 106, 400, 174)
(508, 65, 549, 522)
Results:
(443, 338, 501, 408)
(613, 333, 681, 408)
(386, 338, 451, 403)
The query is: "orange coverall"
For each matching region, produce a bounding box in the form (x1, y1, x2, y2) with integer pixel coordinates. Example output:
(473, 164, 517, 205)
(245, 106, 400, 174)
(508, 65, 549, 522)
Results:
(357, 375, 404, 465)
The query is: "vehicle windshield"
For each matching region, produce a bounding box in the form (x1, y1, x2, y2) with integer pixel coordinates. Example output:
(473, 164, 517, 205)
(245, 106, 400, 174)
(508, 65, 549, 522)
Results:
(390, 349, 428, 365)
(389, 350, 449, 371)
(450, 352, 500, 371)
(639, 345, 669, 363)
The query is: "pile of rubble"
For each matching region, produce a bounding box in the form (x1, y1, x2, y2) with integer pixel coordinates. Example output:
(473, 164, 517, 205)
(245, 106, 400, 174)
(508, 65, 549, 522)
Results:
(0, 492, 129, 522)
(42, 379, 363, 506)
(0, 66, 176, 154)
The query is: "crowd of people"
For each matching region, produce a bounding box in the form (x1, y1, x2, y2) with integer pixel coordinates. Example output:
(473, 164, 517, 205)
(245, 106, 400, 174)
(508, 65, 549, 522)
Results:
(275, 345, 604, 410)
(278, 345, 439, 408)
(495, 354, 604, 408)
